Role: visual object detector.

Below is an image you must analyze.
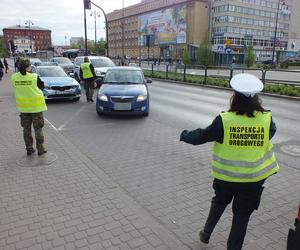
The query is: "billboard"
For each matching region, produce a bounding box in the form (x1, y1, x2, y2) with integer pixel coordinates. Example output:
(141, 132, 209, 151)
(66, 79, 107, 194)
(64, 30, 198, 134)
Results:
(138, 4, 187, 45)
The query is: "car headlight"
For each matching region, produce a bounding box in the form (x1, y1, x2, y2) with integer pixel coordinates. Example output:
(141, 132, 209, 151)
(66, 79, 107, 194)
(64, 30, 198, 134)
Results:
(137, 95, 147, 102)
(98, 94, 108, 102)
(95, 70, 104, 76)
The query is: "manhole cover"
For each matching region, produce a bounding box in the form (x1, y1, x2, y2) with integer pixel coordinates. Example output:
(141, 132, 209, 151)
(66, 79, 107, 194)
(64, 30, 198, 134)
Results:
(280, 145, 300, 158)
(16, 152, 57, 167)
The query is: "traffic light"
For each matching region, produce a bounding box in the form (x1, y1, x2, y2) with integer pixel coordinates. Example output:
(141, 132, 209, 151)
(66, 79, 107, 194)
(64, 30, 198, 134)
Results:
(83, 0, 91, 9)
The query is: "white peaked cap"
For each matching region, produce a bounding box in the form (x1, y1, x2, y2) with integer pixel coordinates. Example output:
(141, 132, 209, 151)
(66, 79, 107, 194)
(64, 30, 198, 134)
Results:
(230, 73, 264, 97)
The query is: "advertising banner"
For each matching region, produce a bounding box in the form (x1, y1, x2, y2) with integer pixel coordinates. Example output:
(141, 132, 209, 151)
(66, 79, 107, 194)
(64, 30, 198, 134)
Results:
(138, 4, 187, 45)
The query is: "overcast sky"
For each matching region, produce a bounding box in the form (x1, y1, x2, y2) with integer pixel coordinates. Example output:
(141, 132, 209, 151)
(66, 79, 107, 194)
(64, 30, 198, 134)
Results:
(0, 0, 141, 45)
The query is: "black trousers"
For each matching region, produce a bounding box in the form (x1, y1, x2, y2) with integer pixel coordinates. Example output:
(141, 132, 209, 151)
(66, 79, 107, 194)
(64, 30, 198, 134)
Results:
(204, 178, 265, 250)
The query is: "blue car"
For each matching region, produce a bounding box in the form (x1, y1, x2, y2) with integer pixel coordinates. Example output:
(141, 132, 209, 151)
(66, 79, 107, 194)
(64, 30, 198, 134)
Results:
(96, 67, 151, 116)
(32, 66, 81, 101)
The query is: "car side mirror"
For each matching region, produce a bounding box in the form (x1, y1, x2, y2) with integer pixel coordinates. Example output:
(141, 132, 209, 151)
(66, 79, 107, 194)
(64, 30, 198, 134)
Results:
(146, 79, 152, 83)
(69, 72, 75, 78)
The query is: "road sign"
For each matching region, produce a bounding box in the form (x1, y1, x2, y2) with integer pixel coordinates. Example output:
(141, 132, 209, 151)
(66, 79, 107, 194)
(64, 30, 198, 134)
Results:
(217, 46, 224, 52)
(225, 47, 232, 54)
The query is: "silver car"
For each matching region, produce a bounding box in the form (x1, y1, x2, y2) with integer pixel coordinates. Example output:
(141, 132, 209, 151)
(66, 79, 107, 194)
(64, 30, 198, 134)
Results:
(73, 56, 115, 85)
(50, 57, 74, 75)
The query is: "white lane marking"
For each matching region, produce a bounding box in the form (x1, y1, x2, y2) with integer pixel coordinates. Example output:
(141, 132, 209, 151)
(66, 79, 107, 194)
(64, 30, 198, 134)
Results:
(57, 105, 86, 131)
(45, 118, 58, 132)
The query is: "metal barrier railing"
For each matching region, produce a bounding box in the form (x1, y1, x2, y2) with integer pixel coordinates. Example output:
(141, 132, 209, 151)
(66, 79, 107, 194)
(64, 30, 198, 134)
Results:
(143, 63, 300, 87)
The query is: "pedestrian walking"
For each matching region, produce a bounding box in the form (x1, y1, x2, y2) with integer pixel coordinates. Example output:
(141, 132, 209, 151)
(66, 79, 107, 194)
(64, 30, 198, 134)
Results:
(0, 59, 4, 80)
(3, 58, 9, 73)
(80, 56, 96, 102)
(11, 58, 47, 156)
(180, 73, 279, 250)
(15, 57, 20, 72)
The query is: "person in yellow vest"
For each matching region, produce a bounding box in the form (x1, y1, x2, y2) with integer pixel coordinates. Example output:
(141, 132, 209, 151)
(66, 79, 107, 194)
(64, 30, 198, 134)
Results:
(11, 58, 47, 156)
(180, 73, 279, 250)
(80, 57, 96, 102)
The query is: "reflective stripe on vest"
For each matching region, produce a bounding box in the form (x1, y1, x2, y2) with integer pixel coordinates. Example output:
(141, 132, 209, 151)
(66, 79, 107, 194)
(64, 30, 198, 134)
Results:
(11, 72, 47, 113)
(212, 111, 279, 183)
(80, 62, 93, 79)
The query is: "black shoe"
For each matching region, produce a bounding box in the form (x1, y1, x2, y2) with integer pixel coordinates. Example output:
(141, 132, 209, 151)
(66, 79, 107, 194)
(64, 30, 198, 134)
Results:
(27, 149, 36, 156)
(90, 98, 94, 102)
(199, 230, 210, 244)
(38, 150, 47, 156)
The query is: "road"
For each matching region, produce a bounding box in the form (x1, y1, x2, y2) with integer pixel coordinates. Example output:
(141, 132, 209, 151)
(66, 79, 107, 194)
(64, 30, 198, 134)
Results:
(45, 80, 300, 249)
(141, 63, 300, 85)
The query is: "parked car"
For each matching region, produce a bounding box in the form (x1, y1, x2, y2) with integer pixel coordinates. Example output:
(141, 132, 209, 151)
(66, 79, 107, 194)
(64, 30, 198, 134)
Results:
(50, 57, 74, 75)
(29, 58, 42, 66)
(96, 67, 151, 116)
(73, 56, 115, 86)
(128, 62, 138, 67)
(33, 61, 58, 66)
(32, 66, 81, 101)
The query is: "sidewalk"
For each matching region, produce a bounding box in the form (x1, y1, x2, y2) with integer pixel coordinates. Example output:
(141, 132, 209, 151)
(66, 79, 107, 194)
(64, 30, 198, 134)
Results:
(0, 71, 188, 250)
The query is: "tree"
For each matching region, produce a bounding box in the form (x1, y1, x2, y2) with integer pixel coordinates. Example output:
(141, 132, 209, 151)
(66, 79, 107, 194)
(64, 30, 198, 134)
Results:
(0, 37, 5, 57)
(70, 42, 78, 49)
(245, 41, 255, 68)
(87, 40, 95, 54)
(182, 47, 191, 66)
(95, 38, 106, 56)
(197, 32, 213, 66)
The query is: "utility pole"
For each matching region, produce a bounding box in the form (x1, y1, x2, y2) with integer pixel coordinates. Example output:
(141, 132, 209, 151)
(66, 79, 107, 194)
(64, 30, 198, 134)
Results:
(25, 19, 34, 52)
(91, 1, 109, 57)
(90, 10, 100, 48)
(83, 1, 89, 55)
(272, 0, 285, 64)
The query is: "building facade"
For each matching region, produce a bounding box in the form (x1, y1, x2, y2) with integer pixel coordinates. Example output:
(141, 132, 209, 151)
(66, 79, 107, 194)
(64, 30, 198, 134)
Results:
(107, 0, 209, 61)
(211, 0, 294, 64)
(2, 25, 52, 53)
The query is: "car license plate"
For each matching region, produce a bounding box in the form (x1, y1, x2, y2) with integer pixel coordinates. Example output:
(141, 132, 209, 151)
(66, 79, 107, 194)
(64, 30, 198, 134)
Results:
(56, 90, 71, 95)
(114, 103, 131, 111)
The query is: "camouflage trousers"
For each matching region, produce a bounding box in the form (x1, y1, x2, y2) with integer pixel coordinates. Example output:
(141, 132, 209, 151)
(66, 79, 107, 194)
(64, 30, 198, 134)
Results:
(20, 112, 45, 153)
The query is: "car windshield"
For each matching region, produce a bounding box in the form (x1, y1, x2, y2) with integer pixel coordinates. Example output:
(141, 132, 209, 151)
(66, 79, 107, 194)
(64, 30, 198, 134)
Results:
(53, 58, 72, 64)
(90, 58, 115, 67)
(104, 70, 144, 84)
(37, 67, 68, 77)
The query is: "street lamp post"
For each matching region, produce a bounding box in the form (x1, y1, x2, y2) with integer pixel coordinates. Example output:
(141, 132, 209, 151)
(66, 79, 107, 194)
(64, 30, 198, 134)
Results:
(91, 1, 109, 57)
(90, 10, 100, 48)
(25, 20, 34, 53)
(271, 0, 286, 64)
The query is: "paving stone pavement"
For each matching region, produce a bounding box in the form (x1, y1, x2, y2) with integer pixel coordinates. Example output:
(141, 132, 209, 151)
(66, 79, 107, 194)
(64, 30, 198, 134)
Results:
(0, 71, 188, 250)
(1, 65, 300, 250)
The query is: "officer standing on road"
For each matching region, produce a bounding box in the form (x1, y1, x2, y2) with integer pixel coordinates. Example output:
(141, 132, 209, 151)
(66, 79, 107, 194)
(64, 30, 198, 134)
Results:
(180, 73, 279, 250)
(11, 58, 47, 156)
(80, 56, 96, 102)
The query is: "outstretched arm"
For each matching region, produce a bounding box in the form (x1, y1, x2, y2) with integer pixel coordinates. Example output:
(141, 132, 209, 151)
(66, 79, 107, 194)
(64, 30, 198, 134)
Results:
(180, 115, 224, 145)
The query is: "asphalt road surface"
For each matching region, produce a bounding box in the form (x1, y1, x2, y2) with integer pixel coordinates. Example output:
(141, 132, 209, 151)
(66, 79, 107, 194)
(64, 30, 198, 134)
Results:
(45, 80, 300, 249)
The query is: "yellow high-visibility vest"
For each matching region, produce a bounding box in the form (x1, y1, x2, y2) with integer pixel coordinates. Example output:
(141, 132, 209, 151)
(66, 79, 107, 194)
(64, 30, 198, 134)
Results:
(212, 111, 279, 183)
(80, 62, 93, 79)
(11, 72, 47, 113)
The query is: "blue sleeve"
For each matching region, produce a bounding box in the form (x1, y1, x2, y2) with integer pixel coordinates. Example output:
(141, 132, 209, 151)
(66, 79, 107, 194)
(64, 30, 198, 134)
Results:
(180, 115, 224, 145)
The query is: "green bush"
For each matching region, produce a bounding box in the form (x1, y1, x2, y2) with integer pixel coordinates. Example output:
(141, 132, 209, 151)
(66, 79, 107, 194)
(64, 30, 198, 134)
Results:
(144, 69, 300, 97)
